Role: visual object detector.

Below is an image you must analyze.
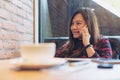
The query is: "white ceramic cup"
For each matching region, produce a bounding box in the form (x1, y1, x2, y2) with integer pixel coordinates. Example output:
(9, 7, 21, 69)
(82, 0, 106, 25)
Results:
(20, 43, 56, 64)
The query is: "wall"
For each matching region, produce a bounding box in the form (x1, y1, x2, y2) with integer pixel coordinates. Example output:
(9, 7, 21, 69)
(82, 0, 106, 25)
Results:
(0, 0, 33, 59)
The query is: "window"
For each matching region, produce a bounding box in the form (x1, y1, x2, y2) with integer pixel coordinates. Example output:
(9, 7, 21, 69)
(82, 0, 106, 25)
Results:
(93, 0, 120, 17)
(38, 0, 120, 43)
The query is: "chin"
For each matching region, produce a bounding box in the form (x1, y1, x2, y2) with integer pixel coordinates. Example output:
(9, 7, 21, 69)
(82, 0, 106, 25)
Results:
(73, 35, 80, 38)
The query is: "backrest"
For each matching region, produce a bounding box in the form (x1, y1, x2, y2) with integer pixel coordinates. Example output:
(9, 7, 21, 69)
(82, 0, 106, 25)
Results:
(108, 38, 120, 59)
(44, 37, 68, 49)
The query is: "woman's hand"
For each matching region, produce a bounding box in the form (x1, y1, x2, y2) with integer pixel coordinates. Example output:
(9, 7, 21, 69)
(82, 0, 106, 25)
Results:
(80, 25, 91, 46)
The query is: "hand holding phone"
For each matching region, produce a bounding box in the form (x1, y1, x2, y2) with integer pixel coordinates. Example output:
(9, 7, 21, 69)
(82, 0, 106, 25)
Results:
(80, 24, 91, 46)
(79, 24, 87, 40)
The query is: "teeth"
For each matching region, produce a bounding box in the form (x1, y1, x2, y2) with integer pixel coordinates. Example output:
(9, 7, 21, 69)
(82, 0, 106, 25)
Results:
(74, 31, 79, 33)
(74, 32, 79, 33)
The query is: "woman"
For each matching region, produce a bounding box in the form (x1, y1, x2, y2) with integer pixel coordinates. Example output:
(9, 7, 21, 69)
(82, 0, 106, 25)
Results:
(55, 7, 112, 58)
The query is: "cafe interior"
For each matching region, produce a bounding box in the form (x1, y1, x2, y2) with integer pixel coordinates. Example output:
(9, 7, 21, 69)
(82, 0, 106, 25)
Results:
(0, 0, 120, 80)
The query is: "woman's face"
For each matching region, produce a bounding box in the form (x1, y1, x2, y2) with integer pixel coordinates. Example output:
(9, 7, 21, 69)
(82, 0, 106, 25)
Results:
(71, 13, 86, 39)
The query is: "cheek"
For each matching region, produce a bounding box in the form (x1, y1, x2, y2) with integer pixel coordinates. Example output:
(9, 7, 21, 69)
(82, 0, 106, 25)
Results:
(80, 24, 84, 28)
(78, 24, 85, 30)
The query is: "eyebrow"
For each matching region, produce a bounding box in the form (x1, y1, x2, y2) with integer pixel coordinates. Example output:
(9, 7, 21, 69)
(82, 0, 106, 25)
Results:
(72, 20, 83, 23)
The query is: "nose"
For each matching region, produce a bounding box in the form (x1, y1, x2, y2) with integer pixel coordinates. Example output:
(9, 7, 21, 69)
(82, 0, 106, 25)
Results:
(71, 24, 78, 29)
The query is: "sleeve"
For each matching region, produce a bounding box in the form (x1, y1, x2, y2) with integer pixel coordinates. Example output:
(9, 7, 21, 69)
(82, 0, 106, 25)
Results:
(90, 38, 112, 58)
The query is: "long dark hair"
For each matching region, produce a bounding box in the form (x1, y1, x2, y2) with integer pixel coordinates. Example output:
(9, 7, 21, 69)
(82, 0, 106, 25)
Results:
(69, 7, 100, 48)
(62, 7, 100, 57)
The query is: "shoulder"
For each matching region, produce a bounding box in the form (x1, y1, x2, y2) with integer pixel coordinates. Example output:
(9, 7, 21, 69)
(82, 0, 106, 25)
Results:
(99, 36, 110, 44)
(95, 37, 110, 48)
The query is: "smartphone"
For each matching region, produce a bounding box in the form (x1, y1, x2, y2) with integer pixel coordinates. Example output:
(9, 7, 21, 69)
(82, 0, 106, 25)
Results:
(68, 60, 89, 66)
(79, 24, 87, 39)
(79, 32, 82, 39)
(97, 64, 113, 69)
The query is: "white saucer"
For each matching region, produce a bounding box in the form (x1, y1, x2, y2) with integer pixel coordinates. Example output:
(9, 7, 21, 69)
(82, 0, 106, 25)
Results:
(10, 58, 67, 69)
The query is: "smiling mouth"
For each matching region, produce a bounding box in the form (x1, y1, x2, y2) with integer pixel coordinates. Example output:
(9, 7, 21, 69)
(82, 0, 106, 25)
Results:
(72, 31, 79, 34)
(73, 33, 79, 35)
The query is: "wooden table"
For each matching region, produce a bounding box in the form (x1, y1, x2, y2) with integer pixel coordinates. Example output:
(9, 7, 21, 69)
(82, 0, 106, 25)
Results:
(0, 58, 120, 80)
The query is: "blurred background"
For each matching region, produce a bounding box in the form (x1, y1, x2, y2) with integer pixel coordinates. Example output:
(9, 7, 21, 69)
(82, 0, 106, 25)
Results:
(0, 0, 120, 59)
(39, 0, 120, 42)
(0, 0, 33, 58)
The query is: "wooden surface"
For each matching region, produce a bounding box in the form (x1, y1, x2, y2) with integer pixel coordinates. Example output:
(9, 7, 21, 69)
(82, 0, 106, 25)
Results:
(0, 58, 120, 80)
(0, 59, 55, 80)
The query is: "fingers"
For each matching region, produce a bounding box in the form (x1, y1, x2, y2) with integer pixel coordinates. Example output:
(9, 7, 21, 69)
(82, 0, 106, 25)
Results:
(83, 24, 87, 28)
(81, 25, 88, 33)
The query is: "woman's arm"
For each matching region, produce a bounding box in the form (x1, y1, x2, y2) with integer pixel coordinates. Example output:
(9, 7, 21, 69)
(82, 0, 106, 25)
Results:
(85, 45, 96, 57)
(90, 38, 112, 58)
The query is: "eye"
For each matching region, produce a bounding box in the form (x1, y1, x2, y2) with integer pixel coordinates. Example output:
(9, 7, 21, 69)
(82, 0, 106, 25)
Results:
(76, 22, 81, 25)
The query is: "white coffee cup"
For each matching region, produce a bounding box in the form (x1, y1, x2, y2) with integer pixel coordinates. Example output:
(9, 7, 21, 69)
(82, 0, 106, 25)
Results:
(20, 43, 56, 64)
